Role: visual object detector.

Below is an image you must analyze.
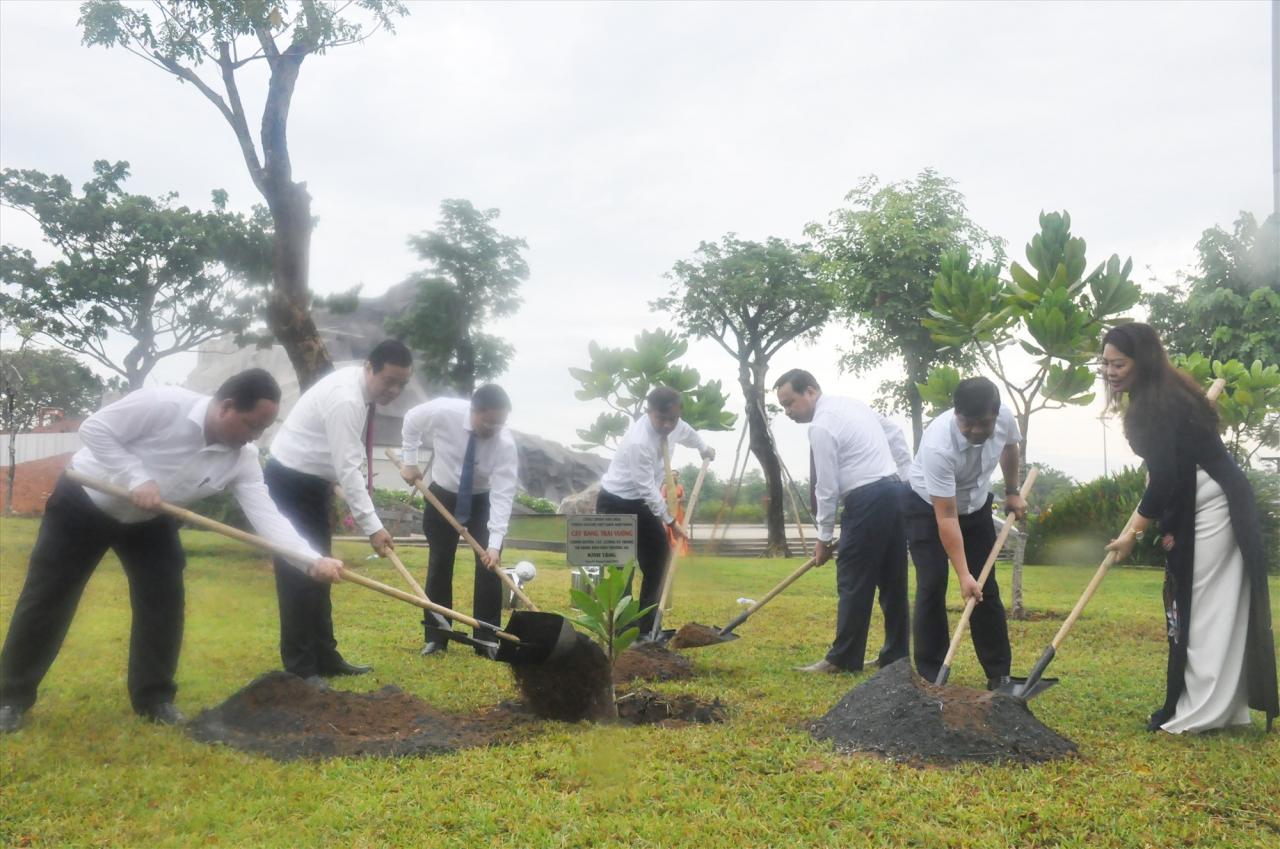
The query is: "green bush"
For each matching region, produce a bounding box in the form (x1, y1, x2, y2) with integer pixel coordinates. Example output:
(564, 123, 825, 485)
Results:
(1028, 466, 1280, 573)
(515, 492, 557, 514)
(1026, 467, 1164, 567)
(372, 487, 424, 510)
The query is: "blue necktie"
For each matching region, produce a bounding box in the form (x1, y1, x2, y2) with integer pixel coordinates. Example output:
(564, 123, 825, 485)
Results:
(454, 431, 477, 525)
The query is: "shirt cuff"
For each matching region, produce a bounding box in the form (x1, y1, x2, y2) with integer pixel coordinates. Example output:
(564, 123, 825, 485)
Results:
(487, 532, 505, 551)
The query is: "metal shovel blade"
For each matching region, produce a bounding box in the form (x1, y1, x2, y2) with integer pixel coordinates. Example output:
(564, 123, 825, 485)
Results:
(494, 611, 579, 665)
(996, 676, 1060, 701)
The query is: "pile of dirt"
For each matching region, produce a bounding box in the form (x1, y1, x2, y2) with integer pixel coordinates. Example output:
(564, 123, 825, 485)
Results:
(188, 672, 538, 761)
(668, 622, 728, 649)
(509, 631, 616, 722)
(615, 689, 728, 727)
(808, 658, 1077, 766)
(613, 642, 695, 683)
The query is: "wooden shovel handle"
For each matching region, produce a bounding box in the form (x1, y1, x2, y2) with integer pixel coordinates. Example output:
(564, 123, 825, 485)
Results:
(938, 466, 1040, 671)
(64, 469, 520, 643)
(1048, 376, 1226, 652)
(385, 449, 538, 611)
(655, 457, 711, 613)
(719, 555, 820, 635)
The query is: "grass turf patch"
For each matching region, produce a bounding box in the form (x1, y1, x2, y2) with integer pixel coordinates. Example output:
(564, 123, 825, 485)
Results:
(1, 516, 1278, 848)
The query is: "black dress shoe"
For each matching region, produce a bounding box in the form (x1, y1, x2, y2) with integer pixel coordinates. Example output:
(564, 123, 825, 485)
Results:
(141, 702, 186, 726)
(321, 659, 372, 676)
(0, 704, 25, 733)
(987, 675, 1012, 691)
(419, 641, 448, 657)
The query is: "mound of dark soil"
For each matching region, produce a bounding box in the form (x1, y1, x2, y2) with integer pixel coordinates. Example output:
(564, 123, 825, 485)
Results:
(613, 642, 695, 683)
(187, 672, 538, 761)
(509, 631, 616, 722)
(808, 658, 1076, 766)
(615, 689, 728, 727)
(668, 622, 728, 649)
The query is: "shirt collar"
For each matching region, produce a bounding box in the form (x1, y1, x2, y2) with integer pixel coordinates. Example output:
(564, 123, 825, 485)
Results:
(190, 396, 232, 451)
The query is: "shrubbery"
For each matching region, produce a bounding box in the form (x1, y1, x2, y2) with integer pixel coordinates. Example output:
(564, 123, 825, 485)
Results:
(515, 492, 558, 514)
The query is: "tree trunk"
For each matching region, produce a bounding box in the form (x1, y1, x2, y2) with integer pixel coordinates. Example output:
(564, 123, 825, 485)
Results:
(5, 393, 14, 515)
(1009, 411, 1032, 619)
(264, 181, 331, 389)
(905, 356, 927, 452)
(741, 364, 789, 557)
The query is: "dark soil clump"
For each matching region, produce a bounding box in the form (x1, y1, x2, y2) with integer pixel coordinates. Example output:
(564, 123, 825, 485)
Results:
(615, 688, 728, 727)
(187, 672, 538, 761)
(668, 622, 728, 649)
(613, 642, 695, 684)
(808, 658, 1076, 766)
(509, 631, 615, 722)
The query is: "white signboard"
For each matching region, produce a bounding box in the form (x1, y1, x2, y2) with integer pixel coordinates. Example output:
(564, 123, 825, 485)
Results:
(566, 514, 638, 569)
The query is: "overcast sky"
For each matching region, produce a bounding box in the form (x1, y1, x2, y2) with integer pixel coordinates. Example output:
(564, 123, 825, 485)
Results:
(1, 0, 1273, 486)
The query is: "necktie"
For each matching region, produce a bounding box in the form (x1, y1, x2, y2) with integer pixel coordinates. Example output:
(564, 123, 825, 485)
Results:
(364, 403, 375, 494)
(454, 430, 477, 525)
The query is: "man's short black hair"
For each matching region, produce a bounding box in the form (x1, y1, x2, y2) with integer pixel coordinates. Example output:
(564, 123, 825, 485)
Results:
(647, 386, 683, 413)
(214, 368, 281, 412)
(953, 377, 1000, 419)
(368, 339, 413, 372)
(773, 368, 821, 394)
(471, 383, 512, 413)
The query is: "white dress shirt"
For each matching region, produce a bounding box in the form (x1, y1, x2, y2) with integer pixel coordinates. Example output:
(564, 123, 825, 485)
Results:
(269, 367, 383, 537)
(809, 394, 898, 542)
(877, 413, 913, 480)
(600, 416, 709, 524)
(69, 386, 322, 570)
(400, 397, 520, 550)
(909, 406, 1021, 515)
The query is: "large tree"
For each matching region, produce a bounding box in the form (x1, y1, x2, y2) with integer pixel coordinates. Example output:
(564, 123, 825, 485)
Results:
(1, 343, 105, 513)
(808, 170, 999, 448)
(80, 0, 408, 389)
(386, 200, 528, 395)
(1144, 211, 1280, 366)
(654, 234, 833, 556)
(0, 160, 269, 389)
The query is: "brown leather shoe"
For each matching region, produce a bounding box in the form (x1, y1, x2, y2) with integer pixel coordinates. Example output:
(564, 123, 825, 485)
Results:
(795, 658, 843, 674)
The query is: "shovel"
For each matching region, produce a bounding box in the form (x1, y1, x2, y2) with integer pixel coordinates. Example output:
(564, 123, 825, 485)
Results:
(1002, 377, 1226, 701)
(648, 456, 710, 643)
(385, 449, 538, 611)
(934, 467, 1041, 687)
(63, 469, 575, 666)
(672, 553, 822, 649)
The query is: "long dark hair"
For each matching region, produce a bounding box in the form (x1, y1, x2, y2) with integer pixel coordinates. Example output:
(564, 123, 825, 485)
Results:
(1102, 322, 1217, 452)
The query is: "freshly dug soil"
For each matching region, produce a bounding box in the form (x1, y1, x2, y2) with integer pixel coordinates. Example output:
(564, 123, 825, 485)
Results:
(615, 688, 728, 727)
(613, 642, 695, 683)
(808, 658, 1077, 766)
(668, 622, 729, 649)
(509, 631, 616, 722)
(187, 672, 538, 761)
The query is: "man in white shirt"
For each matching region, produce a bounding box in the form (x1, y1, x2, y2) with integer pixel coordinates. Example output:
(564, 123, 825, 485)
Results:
(399, 384, 519, 656)
(596, 386, 715, 635)
(0, 369, 345, 733)
(906, 376, 1027, 688)
(266, 340, 412, 680)
(775, 369, 909, 674)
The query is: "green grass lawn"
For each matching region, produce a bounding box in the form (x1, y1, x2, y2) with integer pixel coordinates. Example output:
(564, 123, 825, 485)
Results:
(1, 515, 1277, 848)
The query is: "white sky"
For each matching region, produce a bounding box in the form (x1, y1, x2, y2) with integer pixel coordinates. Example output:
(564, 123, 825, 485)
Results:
(0, 0, 1273, 485)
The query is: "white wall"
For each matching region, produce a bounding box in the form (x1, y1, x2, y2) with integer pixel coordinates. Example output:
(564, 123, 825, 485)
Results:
(0, 433, 82, 466)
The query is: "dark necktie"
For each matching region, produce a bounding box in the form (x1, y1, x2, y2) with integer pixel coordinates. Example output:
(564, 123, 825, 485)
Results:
(454, 431, 477, 525)
(364, 402, 375, 494)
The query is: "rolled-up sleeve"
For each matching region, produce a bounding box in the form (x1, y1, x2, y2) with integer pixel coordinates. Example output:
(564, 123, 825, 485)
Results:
(810, 425, 840, 541)
(231, 450, 322, 571)
(486, 435, 520, 550)
(922, 448, 957, 500)
(327, 399, 384, 537)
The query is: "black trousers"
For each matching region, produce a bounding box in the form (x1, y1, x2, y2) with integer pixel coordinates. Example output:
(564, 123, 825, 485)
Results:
(422, 482, 500, 646)
(826, 477, 910, 671)
(264, 459, 344, 678)
(595, 489, 669, 634)
(0, 476, 186, 714)
(905, 491, 1011, 682)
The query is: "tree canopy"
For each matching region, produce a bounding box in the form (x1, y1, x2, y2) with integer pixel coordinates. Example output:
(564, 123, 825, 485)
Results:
(387, 200, 528, 395)
(0, 160, 270, 389)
